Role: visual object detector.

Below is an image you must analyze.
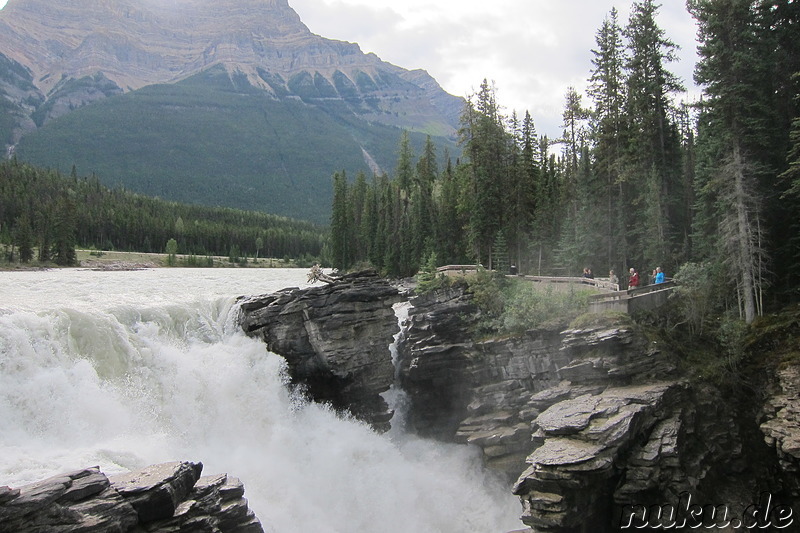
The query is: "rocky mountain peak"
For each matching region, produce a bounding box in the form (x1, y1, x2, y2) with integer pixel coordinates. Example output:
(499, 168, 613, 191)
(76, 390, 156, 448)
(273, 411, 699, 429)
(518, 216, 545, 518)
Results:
(0, 0, 315, 93)
(0, 0, 463, 223)
(0, 0, 461, 129)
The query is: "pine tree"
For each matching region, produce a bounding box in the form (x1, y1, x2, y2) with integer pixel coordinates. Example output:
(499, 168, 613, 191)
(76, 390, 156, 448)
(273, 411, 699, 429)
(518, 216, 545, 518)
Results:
(330, 171, 351, 270)
(623, 0, 685, 271)
(13, 213, 34, 263)
(688, 0, 775, 322)
(52, 194, 78, 266)
(558, 87, 592, 272)
(458, 80, 510, 266)
(589, 7, 629, 272)
(410, 136, 438, 266)
(350, 171, 369, 261)
(509, 111, 539, 273)
(434, 157, 465, 264)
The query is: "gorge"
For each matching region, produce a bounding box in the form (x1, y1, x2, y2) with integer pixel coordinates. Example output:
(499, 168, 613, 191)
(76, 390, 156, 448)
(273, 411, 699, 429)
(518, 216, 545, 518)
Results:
(2, 269, 798, 531)
(240, 271, 800, 532)
(0, 269, 519, 533)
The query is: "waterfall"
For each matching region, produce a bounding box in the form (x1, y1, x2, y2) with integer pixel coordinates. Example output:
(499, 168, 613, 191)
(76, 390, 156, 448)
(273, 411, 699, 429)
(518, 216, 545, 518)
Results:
(384, 300, 412, 435)
(0, 269, 520, 532)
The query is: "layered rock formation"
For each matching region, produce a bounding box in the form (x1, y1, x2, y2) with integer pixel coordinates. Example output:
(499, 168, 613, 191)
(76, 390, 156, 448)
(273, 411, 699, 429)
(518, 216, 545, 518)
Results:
(0, 461, 263, 533)
(239, 270, 402, 431)
(396, 288, 681, 480)
(761, 364, 800, 497)
(0, 0, 462, 131)
(236, 275, 798, 532)
(396, 286, 796, 532)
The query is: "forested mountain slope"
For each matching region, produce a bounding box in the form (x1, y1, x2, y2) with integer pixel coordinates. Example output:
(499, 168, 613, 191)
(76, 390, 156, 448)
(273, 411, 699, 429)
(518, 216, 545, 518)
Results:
(0, 0, 463, 223)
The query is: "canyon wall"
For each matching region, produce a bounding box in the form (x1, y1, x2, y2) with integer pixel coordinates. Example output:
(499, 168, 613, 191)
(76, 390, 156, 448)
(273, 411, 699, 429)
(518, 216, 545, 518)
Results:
(240, 274, 799, 532)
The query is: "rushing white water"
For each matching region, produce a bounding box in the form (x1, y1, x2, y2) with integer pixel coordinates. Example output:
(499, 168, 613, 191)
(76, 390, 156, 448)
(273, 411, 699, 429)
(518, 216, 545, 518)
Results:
(0, 268, 521, 532)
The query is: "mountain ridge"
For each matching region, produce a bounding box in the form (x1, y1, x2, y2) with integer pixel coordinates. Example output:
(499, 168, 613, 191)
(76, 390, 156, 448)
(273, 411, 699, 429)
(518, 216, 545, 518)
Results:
(0, 0, 463, 131)
(0, 0, 463, 222)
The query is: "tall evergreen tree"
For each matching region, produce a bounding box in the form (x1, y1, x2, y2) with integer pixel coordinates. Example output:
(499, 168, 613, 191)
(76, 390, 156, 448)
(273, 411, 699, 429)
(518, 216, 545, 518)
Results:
(623, 0, 685, 271)
(13, 213, 34, 263)
(434, 157, 467, 264)
(52, 194, 77, 266)
(689, 0, 775, 322)
(458, 79, 511, 266)
(589, 7, 630, 272)
(410, 136, 438, 265)
(558, 87, 592, 272)
(509, 111, 540, 272)
(329, 171, 351, 270)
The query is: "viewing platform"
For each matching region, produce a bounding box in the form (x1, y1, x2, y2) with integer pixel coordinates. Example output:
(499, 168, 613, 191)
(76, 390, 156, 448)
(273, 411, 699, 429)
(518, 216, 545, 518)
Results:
(435, 265, 676, 315)
(586, 280, 676, 314)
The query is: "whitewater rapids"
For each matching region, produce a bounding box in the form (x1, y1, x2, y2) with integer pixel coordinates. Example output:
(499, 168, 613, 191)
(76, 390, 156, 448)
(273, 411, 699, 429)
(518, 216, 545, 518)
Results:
(0, 268, 520, 532)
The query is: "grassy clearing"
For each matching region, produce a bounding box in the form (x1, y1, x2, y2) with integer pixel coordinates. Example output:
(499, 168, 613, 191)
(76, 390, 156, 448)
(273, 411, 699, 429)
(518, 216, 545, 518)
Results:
(0, 249, 301, 270)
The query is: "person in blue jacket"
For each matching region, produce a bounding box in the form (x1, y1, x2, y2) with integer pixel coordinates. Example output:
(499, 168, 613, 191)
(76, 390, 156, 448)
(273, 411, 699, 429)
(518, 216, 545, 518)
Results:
(655, 266, 665, 284)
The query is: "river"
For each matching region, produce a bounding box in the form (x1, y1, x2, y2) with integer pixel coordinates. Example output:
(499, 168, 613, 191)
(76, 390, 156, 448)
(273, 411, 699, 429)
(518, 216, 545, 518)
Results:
(0, 268, 521, 532)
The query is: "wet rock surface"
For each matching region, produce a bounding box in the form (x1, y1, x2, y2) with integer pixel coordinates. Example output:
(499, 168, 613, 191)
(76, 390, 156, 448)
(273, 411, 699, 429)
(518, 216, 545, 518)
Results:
(237, 275, 799, 532)
(0, 461, 263, 533)
(396, 285, 797, 532)
(239, 269, 402, 430)
(761, 364, 800, 497)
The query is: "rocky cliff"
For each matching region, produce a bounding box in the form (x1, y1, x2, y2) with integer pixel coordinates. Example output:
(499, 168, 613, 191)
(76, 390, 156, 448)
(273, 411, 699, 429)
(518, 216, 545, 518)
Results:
(0, 461, 263, 533)
(237, 276, 800, 532)
(0, 0, 462, 133)
(398, 287, 799, 532)
(239, 270, 402, 431)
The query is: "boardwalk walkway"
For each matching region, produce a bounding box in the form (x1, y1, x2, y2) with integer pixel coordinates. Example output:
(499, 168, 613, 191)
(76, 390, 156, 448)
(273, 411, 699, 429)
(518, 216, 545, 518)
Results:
(517, 273, 676, 314)
(586, 280, 676, 314)
(436, 265, 676, 314)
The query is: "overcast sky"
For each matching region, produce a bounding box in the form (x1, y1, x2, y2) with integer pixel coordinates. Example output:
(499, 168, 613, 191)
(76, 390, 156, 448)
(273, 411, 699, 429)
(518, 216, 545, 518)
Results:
(290, 0, 701, 139)
(0, 0, 701, 139)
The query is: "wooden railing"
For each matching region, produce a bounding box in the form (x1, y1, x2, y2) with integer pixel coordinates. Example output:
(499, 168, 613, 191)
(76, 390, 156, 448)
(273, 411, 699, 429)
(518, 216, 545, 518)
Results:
(519, 275, 620, 292)
(587, 280, 676, 314)
(434, 265, 676, 314)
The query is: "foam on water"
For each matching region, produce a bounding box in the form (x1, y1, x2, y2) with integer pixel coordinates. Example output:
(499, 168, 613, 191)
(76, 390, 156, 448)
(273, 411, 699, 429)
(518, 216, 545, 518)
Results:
(0, 269, 521, 532)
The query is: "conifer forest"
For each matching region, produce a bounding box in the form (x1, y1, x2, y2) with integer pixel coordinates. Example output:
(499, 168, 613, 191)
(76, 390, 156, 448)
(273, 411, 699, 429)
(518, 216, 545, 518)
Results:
(329, 0, 800, 322)
(0, 161, 325, 266)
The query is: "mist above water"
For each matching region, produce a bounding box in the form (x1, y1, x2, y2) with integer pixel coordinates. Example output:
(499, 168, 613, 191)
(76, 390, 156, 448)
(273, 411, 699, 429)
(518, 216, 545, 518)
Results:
(0, 268, 521, 532)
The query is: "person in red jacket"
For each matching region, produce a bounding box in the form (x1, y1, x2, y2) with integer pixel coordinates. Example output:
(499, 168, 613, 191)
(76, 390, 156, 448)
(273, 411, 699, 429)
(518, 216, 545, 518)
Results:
(628, 267, 640, 289)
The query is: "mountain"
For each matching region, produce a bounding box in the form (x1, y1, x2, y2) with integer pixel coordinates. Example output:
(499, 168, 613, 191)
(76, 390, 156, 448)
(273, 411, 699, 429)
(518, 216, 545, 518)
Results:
(0, 0, 464, 223)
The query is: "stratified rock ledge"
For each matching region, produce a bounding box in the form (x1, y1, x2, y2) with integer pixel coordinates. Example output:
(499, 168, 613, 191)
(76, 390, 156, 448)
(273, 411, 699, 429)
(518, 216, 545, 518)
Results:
(239, 269, 401, 430)
(0, 461, 264, 533)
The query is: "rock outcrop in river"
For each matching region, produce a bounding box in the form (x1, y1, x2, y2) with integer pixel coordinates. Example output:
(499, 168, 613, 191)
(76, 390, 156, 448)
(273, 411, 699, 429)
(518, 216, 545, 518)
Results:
(0, 461, 262, 533)
(239, 270, 402, 431)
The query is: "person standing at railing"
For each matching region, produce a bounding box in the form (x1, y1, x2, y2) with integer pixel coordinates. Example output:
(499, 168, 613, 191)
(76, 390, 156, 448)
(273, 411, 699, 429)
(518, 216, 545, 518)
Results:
(655, 266, 665, 284)
(609, 270, 619, 286)
(628, 267, 640, 289)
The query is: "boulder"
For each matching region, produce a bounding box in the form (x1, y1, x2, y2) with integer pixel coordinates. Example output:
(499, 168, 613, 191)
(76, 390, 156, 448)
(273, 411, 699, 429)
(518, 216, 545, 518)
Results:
(0, 462, 263, 533)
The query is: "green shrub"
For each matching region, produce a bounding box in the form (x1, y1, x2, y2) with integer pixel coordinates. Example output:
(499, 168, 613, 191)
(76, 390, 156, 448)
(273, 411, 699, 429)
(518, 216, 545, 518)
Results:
(415, 252, 452, 294)
(462, 272, 591, 335)
(501, 282, 593, 333)
(465, 268, 507, 324)
(671, 261, 725, 337)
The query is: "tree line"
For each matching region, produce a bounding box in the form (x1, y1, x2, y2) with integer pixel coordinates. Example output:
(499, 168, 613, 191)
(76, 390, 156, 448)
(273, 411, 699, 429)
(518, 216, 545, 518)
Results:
(0, 159, 325, 265)
(329, 0, 800, 322)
